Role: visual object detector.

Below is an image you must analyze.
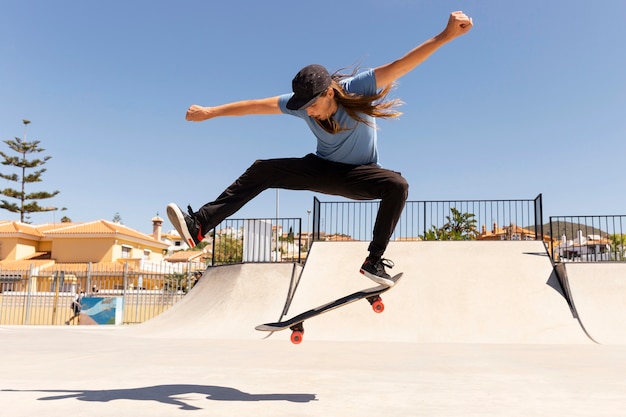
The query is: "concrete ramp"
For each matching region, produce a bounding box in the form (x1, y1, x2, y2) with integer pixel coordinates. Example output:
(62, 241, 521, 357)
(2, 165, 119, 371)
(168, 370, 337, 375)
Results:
(135, 242, 594, 344)
(561, 263, 626, 344)
(278, 241, 591, 344)
(135, 262, 302, 339)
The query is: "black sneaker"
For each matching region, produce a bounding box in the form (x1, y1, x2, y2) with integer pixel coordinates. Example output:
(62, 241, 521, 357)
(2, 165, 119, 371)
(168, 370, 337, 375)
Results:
(166, 203, 203, 248)
(360, 257, 395, 286)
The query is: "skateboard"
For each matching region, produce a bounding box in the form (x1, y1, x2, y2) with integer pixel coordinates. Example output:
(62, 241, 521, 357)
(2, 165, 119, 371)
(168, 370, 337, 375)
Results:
(255, 273, 402, 344)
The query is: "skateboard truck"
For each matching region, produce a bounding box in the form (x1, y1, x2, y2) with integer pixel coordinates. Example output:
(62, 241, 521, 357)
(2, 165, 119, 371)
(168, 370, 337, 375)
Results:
(286, 294, 386, 344)
(256, 272, 402, 344)
(367, 295, 385, 313)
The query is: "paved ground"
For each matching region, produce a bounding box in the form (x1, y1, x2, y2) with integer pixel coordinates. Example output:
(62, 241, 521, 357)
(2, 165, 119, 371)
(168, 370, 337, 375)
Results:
(2, 241, 626, 416)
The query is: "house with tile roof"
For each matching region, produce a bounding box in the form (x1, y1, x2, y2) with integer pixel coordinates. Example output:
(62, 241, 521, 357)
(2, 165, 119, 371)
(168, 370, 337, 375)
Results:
(0, 219, 169, 265)
(0, 217, 207, 323)
(555, 230, 613, 261)
(477, 221, 551, 242)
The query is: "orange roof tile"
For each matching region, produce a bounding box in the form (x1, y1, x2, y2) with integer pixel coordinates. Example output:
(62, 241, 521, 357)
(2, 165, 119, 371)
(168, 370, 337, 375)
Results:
(35, 222, 81, 232)
(44, 220, 164, 245)
(0, 259, 55, 270)
(0, 221, 45, 237)
(165, 250, 207, 262)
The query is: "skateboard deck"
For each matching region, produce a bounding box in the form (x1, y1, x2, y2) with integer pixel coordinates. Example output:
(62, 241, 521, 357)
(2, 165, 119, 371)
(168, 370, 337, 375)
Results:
(255, 273, 402, 344)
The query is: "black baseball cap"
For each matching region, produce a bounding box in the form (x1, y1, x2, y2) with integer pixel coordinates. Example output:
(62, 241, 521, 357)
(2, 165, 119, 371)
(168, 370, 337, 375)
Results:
(286, 64, 331, 110)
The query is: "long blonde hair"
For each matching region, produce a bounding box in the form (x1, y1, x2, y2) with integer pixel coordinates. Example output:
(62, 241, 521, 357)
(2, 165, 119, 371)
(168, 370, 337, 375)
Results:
(316, 69, 403, 134)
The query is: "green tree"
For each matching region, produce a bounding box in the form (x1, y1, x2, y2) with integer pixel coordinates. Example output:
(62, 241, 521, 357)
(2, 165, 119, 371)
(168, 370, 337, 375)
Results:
(421, 208, 478, 241)
(0, 120, 60, 222)
(213, 234, 243, 264)
(164, 272, 192, 293)
(609, 234, 626, 261)
(421, 225, 444, 241)
(441, 207, 478, 240)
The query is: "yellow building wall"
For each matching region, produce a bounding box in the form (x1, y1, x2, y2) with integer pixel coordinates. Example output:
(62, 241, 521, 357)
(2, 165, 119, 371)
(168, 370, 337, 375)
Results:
(15, 240, 37, 260)
(38, 240, 53, 252)
(150, 250, 164, 262)
(2, 235, 166, 264)
(110, 239, 166, 262)
(0, 238, 38, 261)
(52, 239, 114, 263)
(49, 237, 165, 264)
(0, 237, 18, 260)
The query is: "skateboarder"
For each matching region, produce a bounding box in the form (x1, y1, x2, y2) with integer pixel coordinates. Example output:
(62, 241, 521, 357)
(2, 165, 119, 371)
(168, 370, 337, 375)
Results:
(168, 11, 473, 286)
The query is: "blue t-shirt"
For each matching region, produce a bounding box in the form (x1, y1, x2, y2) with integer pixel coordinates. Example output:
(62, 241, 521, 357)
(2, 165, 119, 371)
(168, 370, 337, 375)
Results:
(279, 69, 379, 166)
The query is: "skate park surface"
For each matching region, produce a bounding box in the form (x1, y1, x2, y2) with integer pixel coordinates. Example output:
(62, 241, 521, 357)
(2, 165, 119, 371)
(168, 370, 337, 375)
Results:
(2, 241, 626, 417)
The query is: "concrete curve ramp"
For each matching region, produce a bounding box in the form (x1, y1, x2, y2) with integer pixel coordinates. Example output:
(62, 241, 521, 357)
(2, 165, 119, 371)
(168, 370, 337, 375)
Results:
(134, 262, 302, 339)
(134, 241, 595, 344)
(562, 263, 626, 344)
(279, 241, 591, 344)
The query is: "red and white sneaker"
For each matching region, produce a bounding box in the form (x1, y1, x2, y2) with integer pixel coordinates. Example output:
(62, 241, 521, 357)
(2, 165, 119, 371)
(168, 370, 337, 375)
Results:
(360, 257, 395, 286)
(166, 203, 204, 248)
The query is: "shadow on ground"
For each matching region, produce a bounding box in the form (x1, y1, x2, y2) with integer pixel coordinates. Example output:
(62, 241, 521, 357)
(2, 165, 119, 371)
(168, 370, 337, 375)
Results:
(3, 385, 317, 410)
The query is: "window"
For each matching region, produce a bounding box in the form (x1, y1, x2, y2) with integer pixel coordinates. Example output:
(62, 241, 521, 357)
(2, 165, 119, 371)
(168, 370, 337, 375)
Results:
(121, 245, 132, 259)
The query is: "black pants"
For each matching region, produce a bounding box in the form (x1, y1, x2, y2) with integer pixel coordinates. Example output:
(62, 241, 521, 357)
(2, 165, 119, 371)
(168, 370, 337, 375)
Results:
(195, 153, 408, 258)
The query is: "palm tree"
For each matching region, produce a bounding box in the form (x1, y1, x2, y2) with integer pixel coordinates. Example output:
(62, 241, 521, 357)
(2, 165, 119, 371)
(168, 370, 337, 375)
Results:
(441, 207, 478, 240)
(421, 208, 478, 241)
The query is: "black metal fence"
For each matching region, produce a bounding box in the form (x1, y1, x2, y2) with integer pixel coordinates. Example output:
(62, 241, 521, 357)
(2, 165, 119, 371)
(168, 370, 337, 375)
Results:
(209, 217, 303, 265)
(312, 194, 544, 242)
(204, 196, 546, 266)
(3, 197, 622, 326)
(549, 215, 625, 262)
(205, 197, 625, 265)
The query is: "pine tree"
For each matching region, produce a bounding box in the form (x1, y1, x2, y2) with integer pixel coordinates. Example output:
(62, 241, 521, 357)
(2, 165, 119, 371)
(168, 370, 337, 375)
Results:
(0, 120, 60, 223)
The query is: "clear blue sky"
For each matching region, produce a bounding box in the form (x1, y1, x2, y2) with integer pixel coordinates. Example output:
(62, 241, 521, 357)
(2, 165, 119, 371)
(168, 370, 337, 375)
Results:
(1, 0, 624, 235)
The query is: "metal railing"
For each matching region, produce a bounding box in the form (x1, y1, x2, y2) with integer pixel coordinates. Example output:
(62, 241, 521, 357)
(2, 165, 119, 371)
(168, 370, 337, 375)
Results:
(0, 263, 199, 325)
(549, 215, 625, 262)
(208, 217, 303, 265)
(312, 194, 544, 242)
(0, 217, 304, 325)
(3, 197, 622, 326)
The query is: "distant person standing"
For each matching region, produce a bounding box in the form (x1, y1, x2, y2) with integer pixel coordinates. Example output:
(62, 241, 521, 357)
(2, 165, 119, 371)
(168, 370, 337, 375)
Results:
(191, 271, 202, 290)
(66, 288, 85, 325)
(168, 11, 473, 286)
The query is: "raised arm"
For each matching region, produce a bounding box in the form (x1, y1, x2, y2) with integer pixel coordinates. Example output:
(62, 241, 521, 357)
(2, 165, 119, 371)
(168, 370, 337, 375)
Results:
(185, 96, 282, 122)
(374, 11, 473, 89)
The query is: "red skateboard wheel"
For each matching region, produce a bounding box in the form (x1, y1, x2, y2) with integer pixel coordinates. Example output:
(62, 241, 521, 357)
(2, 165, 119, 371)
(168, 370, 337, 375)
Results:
(371, 298, 385, 313)
(290, 331, 304, 344)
